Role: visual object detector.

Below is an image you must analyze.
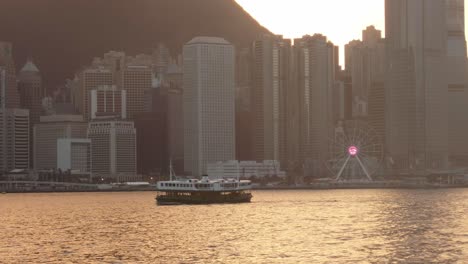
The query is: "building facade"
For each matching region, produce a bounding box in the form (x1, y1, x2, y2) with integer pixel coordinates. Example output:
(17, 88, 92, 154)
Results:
(18, 59, 43, 168)
(251, 35, 291, 164)
(0, 109, 29, 173)
(445, 0, 468, 167)
(235, 47, 253, 161)
(139, 85, 184, 175)
(183, 37, 236, 176)
(77, 67, 114, 120)
(33, 115, 87, 170)
(18, 59, 43, 124)
(87, 120, 137, 181)
(57, 138, 92, 178)
(294, 34, 339, 176)
(344, 26, 385, 118)
(207, 160, 286, 179)
(90, 85, 127, 120)
(385, 0, 448, 173)
(122, 64, 152, 119)
(0, 42, 20, 108)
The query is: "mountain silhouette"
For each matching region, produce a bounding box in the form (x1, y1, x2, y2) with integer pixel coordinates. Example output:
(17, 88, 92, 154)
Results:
(0, 0, 269, 89)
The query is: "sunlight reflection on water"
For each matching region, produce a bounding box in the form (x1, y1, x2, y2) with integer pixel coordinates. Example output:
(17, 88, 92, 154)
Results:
(1, 189, 467, 263)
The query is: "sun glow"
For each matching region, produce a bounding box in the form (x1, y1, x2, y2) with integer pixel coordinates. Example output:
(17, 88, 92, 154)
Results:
(235, 0, 468, 66)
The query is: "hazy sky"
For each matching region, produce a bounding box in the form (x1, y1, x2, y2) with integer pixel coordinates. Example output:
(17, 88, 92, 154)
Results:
(235, 0, 468, 66)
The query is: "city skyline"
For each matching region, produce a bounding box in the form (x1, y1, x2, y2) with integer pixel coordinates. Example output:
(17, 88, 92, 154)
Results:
(1, 0, 468, 180)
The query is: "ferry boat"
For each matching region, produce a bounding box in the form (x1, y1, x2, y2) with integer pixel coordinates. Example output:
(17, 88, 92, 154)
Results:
(155, 163, 252, 205)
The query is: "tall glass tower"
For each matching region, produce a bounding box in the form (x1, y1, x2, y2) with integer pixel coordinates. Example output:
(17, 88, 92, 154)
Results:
(385, 0, 448, 173)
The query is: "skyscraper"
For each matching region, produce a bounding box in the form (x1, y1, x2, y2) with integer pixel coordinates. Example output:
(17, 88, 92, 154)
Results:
(183, 37, 235, 176)
(345, 26, 385, 118)
(18, 59, 43, 124)
(251, 34, 290, 163)
(153, 43, 171, 74)
(446, 0, 466, 57)
(18, 59, 43, 168)
(446, 0, 468, 166)
(77, 66, 113, 120)
(235, 47, 254, 161)
(0, 42, 19, 108)
(122, 61, 152, 119)
(385, 0, 448, 173)
(294, 34, 339, 176)
(87, 120, 137, 181)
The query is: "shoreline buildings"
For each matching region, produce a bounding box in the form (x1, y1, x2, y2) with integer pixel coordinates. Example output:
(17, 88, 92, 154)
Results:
(4, 0, 468, 181)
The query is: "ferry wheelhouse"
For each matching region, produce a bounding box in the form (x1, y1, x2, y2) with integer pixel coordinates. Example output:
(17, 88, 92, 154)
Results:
(156, 176, 252, 205)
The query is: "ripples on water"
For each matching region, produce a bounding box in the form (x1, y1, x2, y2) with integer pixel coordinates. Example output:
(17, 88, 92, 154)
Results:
(1, 190, 467, 263)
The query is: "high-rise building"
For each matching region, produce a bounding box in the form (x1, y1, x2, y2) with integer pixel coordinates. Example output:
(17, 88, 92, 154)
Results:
(345, 26, 385, 118)
(0, 109, 29, 173)
(251, 35, 290, 164)
(0, 42, 20, 109)
(235, 48, 253, 161)
(183, 37, 235, 176)
(446, 0, 466, 57)
(135, 111, 168, 176)
(153, 43, 171, 74)
(87, 120, 137, 181)
(18, 60, 43, 119)
(165, 64, 184, 172)
(294, 34, 339, 176)
(90, 85, 127, 120)
(18, 59, 43, 124)
(77, 66, 113, 120)
(122, 64, 152, 119)
(446, 0, 468, 166)
(385, 0, 448, 173)
(33, 115, 88, 170)
(18, 59, 43, 168)
(136, 81, 184, 176)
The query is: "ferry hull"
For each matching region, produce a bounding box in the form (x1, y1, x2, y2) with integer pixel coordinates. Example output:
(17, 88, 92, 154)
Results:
(156, 192, 252, 205)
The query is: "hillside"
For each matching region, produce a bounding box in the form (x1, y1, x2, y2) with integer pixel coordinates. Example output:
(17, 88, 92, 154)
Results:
(0, 0, 269, 88)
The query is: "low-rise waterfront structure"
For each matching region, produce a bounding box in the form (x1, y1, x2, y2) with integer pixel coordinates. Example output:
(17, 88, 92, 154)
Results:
(207, 160, 286, 179)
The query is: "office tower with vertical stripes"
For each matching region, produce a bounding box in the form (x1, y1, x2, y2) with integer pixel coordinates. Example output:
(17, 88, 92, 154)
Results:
(183, 37, 235, 176)
(251, 35, 290, 164)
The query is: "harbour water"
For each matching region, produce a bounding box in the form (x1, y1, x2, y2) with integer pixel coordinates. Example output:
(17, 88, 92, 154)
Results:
(1, 189, 467, 263)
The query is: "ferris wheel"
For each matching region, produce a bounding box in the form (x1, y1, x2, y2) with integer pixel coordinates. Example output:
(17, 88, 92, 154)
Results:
(325, 120, 384, 181)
